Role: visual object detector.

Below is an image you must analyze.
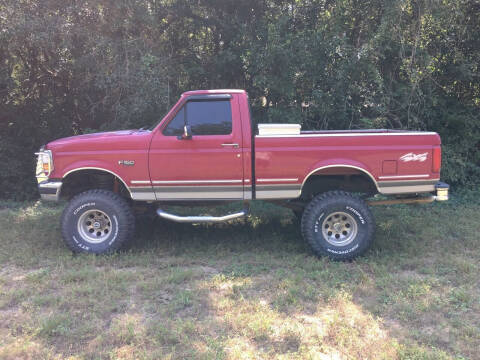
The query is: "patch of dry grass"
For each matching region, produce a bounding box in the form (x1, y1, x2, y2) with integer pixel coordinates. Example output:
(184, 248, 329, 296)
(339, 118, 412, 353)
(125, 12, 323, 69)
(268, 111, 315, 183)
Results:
(0, 194, 478, 359)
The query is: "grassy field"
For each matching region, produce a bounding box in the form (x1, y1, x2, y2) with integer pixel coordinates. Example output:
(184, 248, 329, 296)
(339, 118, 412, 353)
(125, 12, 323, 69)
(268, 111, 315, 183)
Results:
(0, 192, 479, 360)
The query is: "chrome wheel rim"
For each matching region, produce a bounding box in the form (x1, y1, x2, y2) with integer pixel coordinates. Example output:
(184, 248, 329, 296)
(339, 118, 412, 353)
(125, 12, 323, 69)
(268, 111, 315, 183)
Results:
(77, 209, 112, 244)
(321, 211, 358, 247)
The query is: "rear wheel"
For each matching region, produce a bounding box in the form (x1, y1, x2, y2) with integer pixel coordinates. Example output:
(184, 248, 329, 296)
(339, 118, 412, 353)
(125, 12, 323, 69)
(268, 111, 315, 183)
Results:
(61, 190, 134, 254)
(301, 191, 374, 260)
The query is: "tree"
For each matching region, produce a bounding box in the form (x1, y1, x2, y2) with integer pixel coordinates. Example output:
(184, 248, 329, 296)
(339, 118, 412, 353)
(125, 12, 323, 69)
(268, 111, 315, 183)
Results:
(0, 0, 478, 200)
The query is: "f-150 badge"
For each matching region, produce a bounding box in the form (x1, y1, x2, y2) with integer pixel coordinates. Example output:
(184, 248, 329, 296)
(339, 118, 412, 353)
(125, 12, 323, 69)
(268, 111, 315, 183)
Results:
(118, 160, 135, 166)
(399, 152, 428, 162)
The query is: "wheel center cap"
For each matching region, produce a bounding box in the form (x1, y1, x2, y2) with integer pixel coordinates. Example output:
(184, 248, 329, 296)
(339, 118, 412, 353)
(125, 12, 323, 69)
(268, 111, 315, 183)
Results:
(333, 222, 343, 232)
(93, 222, 101, 229)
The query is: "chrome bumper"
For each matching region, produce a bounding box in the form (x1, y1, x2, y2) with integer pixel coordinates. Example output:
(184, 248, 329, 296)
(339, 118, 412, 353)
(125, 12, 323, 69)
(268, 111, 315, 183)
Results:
(38, 180, 62, 202)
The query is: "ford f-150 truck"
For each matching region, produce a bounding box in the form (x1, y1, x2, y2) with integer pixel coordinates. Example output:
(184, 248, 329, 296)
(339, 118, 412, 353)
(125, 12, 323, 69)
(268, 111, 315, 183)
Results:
(36, 89, 449, 260)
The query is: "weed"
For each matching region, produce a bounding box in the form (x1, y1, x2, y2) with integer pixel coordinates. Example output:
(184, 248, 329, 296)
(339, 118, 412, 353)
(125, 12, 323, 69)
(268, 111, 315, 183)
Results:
(37, 313, 71, 339)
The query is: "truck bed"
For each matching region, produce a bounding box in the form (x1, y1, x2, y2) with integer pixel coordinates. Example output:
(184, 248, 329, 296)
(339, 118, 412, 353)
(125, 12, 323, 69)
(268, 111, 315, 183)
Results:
(261, 128, 436, 136)
(253, 129, 441, 199)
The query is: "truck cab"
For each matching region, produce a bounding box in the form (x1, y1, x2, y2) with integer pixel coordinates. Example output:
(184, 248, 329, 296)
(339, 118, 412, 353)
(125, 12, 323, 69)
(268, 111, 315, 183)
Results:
(145, 90, 250, 201)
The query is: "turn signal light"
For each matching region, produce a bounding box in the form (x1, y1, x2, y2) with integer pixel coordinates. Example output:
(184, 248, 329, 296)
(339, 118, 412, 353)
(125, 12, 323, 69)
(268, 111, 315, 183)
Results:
(36, 150, 53, 178)
(432, 147, 441, 173)
(41, 153, 51, 174)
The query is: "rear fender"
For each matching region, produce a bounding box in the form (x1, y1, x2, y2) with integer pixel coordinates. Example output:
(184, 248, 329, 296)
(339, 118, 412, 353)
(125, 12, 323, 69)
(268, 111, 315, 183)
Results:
(301, 159, 380, 192)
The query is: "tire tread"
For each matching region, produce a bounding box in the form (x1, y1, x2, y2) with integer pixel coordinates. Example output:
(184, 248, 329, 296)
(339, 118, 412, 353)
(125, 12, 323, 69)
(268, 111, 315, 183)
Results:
(301, 191, 375, 260)
(61, 189, 134, 253)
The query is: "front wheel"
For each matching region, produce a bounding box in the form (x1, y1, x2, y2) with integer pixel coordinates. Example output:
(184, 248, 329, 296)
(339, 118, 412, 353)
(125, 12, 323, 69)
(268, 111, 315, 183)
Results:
(301, 191, 375, 260)
(61, 190, 135, 254)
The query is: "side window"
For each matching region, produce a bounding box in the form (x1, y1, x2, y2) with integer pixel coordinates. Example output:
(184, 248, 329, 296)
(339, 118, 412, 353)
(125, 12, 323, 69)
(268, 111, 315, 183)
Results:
(163, 107, 185, 136)
(187, 100, 232, 135)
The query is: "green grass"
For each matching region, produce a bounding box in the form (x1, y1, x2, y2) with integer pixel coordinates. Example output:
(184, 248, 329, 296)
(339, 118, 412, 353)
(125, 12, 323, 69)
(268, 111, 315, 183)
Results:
(0, 191, 478, 359)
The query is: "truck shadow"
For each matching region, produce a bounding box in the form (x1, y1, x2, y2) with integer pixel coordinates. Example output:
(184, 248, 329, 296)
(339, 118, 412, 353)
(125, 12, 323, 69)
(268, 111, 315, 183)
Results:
(127, 210, 308, 257)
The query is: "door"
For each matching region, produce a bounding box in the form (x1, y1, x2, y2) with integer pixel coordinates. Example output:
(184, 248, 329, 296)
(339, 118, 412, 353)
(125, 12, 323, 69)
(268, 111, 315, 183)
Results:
(148, 95, 244, 200)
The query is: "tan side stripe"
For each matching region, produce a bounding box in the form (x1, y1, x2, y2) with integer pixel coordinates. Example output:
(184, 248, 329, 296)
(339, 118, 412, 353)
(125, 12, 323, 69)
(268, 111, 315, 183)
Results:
(378, 180, 438, 187)
(154, 186, 243, 193)
(152, 179, 242, 184)
(257, 178, 298, 182)
(378, 174, 430, 179)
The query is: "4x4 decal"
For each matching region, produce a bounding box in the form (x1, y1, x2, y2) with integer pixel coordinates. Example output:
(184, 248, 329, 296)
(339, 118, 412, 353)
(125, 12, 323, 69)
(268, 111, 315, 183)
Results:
(399, 152, 428, 162)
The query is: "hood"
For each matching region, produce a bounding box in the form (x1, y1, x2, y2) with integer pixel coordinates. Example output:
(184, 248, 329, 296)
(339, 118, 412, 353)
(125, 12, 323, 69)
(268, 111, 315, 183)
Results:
(49, 130, 137, 143)
(46, 129, 152, 152)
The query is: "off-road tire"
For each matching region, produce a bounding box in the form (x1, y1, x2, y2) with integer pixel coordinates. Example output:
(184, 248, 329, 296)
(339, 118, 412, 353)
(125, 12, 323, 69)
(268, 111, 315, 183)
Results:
(301, 191, 374, 260)
(61, 190, 134, 254)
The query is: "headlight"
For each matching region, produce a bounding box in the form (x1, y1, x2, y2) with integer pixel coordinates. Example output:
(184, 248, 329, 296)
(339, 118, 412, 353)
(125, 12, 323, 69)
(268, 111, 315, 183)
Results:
(35, 149, 53, 179)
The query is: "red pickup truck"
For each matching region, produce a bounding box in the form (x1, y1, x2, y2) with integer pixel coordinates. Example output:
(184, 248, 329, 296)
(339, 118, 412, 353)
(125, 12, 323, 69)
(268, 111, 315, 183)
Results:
(36, 89, 449, 260)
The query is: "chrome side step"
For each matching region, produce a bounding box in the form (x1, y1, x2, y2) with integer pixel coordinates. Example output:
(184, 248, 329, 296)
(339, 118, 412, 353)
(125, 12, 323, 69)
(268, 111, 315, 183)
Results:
(156, 208, 248, 223)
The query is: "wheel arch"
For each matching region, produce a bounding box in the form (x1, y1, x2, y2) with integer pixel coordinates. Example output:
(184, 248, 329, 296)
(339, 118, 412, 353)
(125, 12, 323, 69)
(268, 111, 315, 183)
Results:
(61, 167, 132, 200)
(300, 163, 380, 197)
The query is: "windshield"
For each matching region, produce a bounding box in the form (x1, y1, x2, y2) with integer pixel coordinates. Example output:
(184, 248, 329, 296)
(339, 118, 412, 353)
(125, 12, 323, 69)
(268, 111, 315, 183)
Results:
(148, 111, 168, 131)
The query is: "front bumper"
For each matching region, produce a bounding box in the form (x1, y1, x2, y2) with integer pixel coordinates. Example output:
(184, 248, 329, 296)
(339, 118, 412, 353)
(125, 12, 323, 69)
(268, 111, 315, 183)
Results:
(38, 180, 62, 201)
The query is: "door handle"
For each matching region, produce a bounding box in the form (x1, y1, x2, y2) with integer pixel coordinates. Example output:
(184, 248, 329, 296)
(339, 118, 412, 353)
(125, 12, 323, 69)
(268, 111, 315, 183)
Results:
(221, 143, 239, 148)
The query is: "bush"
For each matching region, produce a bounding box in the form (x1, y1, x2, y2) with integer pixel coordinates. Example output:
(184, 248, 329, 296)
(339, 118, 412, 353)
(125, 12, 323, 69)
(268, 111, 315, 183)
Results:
(0, 0, 478, 200)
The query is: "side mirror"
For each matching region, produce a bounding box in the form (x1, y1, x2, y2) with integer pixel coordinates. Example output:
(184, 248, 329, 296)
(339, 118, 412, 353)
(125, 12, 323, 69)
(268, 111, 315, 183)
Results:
(178, 125, 192, 140)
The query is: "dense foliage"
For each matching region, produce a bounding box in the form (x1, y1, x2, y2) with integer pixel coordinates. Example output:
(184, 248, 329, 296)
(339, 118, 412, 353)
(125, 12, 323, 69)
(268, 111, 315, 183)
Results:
(1, 0, 479, 200)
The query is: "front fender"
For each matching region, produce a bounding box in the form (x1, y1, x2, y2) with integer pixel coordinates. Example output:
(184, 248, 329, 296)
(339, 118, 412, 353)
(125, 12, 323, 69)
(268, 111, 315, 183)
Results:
(60, 161, 132, 191)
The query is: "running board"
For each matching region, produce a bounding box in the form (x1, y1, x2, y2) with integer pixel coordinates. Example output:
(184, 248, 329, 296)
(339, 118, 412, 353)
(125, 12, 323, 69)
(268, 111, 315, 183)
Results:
(156, 208, 248, 223)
